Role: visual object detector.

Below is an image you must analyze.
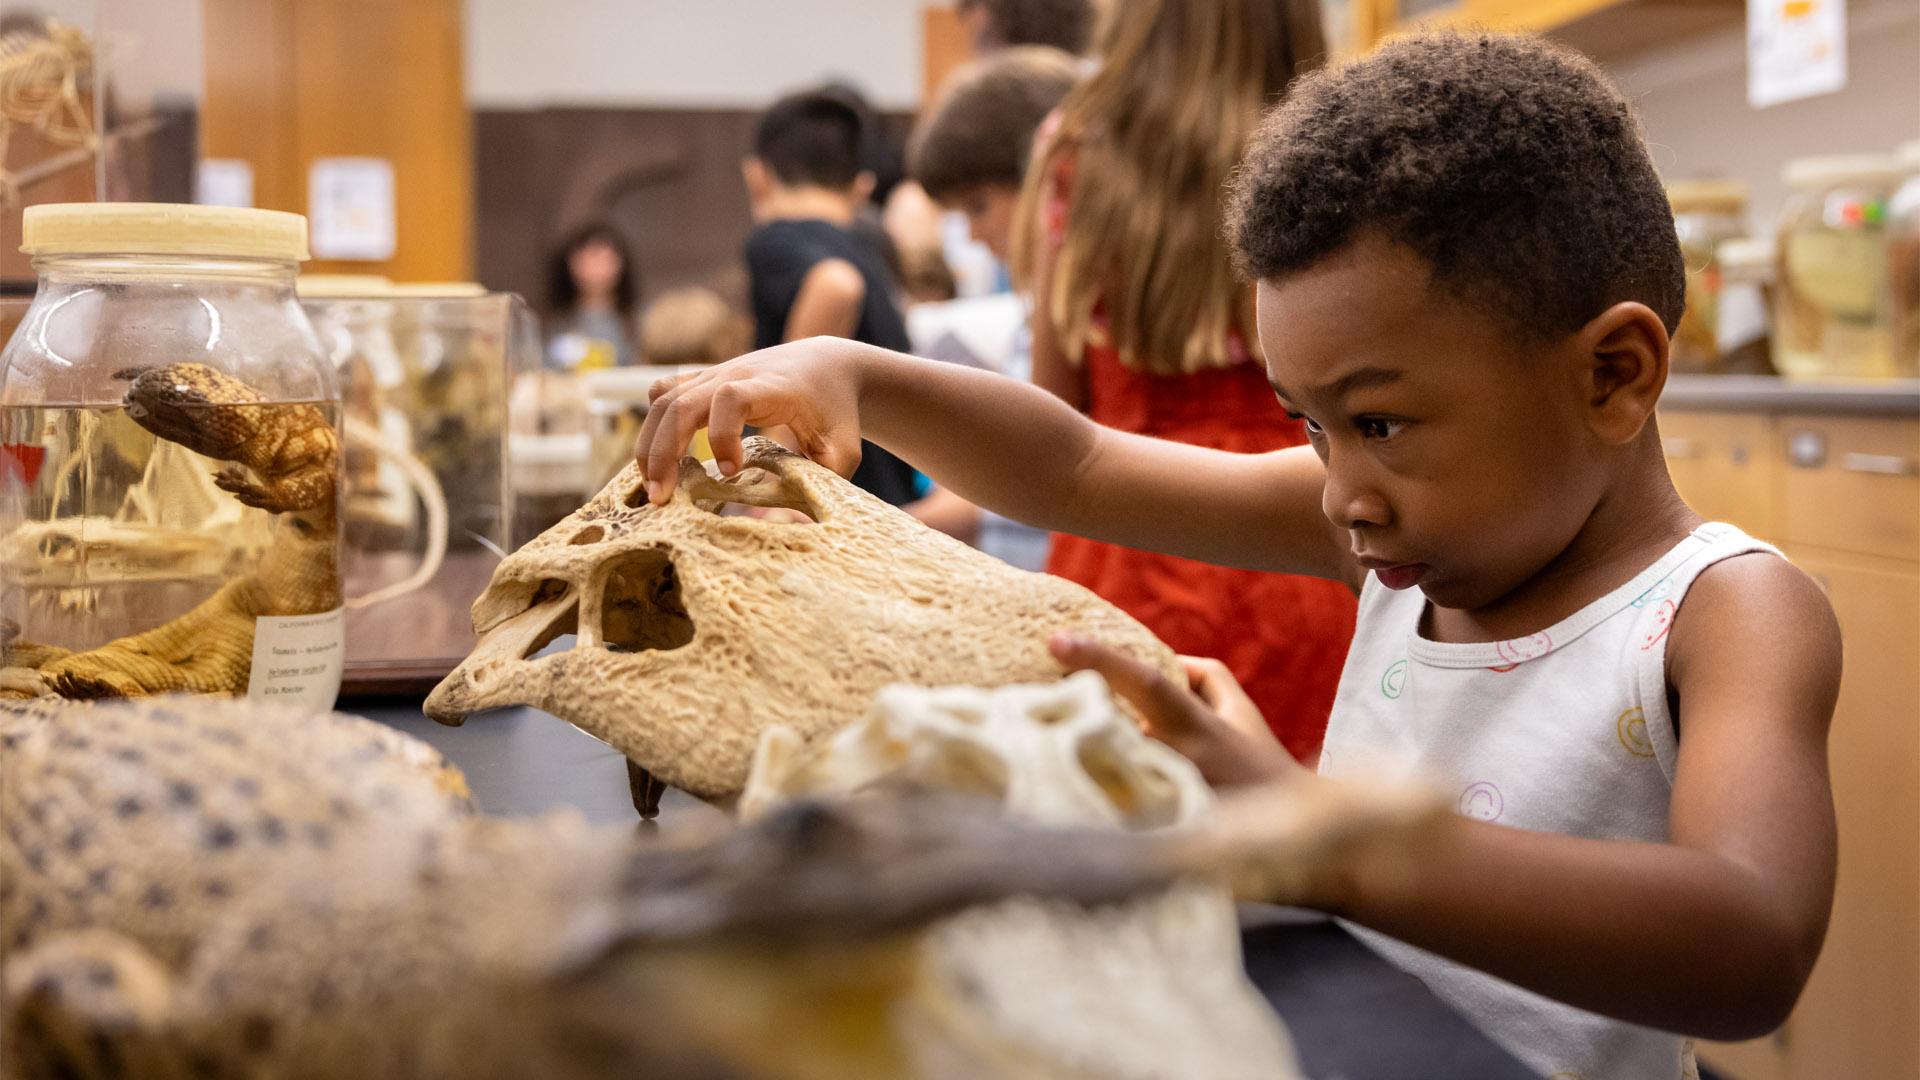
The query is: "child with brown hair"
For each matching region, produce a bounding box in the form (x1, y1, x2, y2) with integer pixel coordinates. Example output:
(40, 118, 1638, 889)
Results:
(1004, 0, 1356, 761)
(908, 45, 1080, 262)
(638, 33, 1841, 1080)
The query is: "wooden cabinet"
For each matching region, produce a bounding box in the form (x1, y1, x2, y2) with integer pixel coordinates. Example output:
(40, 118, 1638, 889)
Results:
(201, 0, 472, 282)
(1776, 415, 1920, 564)
(1658, 411, 1777, 537)
(1673, 404, 1920, 1080)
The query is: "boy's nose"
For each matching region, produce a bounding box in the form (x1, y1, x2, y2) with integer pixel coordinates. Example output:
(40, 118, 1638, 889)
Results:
(1321, 469, 1389, 531)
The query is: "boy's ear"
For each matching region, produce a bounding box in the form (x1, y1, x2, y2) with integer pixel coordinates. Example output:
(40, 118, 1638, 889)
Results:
(852, 170, 877, 205)
(1578, 301, 1669, 445)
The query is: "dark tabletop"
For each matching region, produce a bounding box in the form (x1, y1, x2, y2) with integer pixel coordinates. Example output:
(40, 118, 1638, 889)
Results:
(351, 698, 1540, 1080)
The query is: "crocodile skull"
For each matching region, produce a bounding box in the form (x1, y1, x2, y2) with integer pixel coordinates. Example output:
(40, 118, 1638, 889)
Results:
(741, 672, 1307, 1080)
(426, 438, 1178, 804)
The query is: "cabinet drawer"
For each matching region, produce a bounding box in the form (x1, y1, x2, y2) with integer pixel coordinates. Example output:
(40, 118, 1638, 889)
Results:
(1776, 415, 1920, 561)
(1659, 411, 1776, 537)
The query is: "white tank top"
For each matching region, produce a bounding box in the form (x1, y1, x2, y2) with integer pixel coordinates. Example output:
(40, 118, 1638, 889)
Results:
(1319, 522, 1778, 1080)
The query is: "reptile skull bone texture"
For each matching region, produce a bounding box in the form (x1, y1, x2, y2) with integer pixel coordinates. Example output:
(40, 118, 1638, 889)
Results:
(742, 672, 1307, 1080)
(426, 437, 1178, 807)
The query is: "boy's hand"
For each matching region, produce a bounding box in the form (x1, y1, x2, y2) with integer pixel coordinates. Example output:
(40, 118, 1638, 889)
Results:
(637, 338, 872, 503)
(1047, 633, 1301, 788)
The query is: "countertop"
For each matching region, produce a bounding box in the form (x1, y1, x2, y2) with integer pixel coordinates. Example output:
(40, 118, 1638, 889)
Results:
(1662, 374, 1920, 414)
(350, 698, 1543, 1080)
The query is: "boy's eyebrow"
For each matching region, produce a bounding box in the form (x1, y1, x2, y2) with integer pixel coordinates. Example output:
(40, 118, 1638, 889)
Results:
(1270, 365, 1405, 407)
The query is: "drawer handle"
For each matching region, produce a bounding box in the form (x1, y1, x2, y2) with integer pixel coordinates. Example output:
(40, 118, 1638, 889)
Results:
(1840, 452, 1918, 477)
(1664, 436, 1699, 460)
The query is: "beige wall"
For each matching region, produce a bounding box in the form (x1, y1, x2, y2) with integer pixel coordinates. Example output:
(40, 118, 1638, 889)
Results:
(1608, 0, 1920, 235)
(463, 0, 923, 111)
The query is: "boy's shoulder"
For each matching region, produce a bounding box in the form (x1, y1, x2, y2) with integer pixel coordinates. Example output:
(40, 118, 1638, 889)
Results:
(1668, 548, 1842, 716)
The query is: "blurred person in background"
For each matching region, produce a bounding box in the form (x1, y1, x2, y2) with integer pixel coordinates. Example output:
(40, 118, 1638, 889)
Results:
(911, 46, 1080, 264)
(897, 45, 1083, 571)
(1009, 0, 1353, 760)
(957, 0, 1098, 55)
(740, 88, 924, 507)
(639, 287, 753, 367)
(545, 222, 642, 370)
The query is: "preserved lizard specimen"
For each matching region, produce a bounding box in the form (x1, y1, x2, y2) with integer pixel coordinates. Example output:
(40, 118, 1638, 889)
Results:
(0, 695, 1431, 1080)
(13, 364, 341, 698)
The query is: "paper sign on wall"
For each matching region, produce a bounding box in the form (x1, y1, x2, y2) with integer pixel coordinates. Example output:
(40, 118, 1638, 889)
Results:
(196, 159, 254, 207)
(1748, 0, 1847, 108)
(309, 157, 396, 260)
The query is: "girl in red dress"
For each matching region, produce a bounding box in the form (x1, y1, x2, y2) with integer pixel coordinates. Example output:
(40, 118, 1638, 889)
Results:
(1010, 0, 1354, 760)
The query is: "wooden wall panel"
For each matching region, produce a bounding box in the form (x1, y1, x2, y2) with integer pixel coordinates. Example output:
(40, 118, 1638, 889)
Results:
(922, 6, 974, 106)
(201, 0, 471, 282)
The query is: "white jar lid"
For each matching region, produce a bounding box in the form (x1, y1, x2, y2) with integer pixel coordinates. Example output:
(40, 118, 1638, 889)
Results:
(21, 202, 309, 261)
(1781, 155, 1902, 190)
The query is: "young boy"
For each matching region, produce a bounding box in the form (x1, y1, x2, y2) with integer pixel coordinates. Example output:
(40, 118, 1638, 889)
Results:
(907, 45, 1080, 262)
(742, 89, 921, 506)
(646, 34, 1839, 1080)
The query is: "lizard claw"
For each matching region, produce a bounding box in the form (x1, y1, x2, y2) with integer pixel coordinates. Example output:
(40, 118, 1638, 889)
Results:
(213, 468, 279, 511)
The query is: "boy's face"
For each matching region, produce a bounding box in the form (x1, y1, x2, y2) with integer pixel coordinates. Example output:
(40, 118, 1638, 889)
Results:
(944, 184, 1021, 261)
(1256, 235, 1610, 613)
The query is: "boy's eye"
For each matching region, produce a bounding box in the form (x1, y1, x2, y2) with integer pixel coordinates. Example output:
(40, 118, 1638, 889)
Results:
(1356, 417, 1404, 440)
(1285, 411, 1324, 437)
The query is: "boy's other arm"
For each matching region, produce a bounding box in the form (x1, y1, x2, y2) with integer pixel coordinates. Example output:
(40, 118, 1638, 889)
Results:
(638, 341, 1356, 582)
(783, 258, 866, 341)
(1329, 555, 1841, 1037)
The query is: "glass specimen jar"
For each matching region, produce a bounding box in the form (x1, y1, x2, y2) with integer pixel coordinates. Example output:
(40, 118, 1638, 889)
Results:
(0, 203, 345, 706)
(1712, 238, 1776, 375)
(1668, 180, 1747, 373)
(1774, 155, 1902, 379)
(1886, 141, 1920, 378)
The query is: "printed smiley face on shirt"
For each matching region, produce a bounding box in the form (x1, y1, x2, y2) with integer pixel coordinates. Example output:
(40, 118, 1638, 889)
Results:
(1616, 706, 1655, 758)
(1380, 659, 1409, 699)
(1458, 781, 1504, 822)
(1639, 600, 1677, 652)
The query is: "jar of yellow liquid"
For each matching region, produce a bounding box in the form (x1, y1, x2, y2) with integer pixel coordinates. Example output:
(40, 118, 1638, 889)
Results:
(1774, 155, 1902, 379)
(0, 204, 345, 705)
(1887, 141, 1920, 378)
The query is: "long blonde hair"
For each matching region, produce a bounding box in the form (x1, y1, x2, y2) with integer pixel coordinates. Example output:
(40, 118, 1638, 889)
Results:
(1011, 0, 1325, 374)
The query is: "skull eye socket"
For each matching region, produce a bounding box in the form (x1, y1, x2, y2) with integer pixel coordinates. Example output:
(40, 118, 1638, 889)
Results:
(569, 526, 605, 545)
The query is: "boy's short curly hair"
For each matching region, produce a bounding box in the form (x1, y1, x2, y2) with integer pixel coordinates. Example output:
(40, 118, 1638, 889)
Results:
(1227, 32, 1684, 341)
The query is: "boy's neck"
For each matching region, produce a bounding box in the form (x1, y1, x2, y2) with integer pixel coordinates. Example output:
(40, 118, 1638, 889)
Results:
(1425, 434, 1701, 645)
(755, 185, 861, 225)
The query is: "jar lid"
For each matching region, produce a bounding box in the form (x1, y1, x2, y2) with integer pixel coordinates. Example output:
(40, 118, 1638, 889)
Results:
(21, 202, 309, 261)
(296, 273, 393, 298)
(1667, 180, 1746, 213)
(383, 282, 489, 298)
(1781, 154, 1902, 189)
(1715, 237, 1774, 272)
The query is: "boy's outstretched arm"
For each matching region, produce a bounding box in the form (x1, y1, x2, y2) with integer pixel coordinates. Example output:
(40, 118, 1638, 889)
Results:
(1061, 555, 1841, 1039)
(636, 337, 1356, 582)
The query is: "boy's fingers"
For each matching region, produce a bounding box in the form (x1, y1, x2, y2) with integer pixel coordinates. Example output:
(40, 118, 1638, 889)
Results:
(1049, 634, 1200, 733)
(705, 383, 752, 476)
(648, 370, 702, 403)
(640, 382, 714, 503)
